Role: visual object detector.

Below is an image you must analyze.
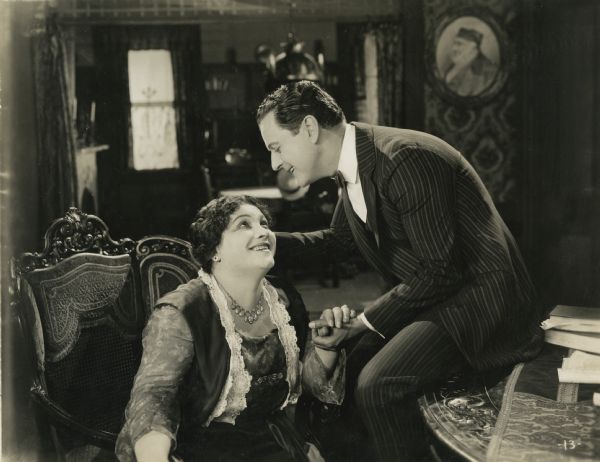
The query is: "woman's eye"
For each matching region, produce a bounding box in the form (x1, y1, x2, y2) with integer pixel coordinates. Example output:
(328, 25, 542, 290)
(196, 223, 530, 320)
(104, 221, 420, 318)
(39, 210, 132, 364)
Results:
(261, 221, 270, 229)
(239, 221, 250, 228)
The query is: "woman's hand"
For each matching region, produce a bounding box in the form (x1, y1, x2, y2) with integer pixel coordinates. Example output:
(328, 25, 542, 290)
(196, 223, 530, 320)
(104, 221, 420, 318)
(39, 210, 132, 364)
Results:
(134, 431, 171, 462)
(311, 324, 352, 351)
(309, 306, 367, 350)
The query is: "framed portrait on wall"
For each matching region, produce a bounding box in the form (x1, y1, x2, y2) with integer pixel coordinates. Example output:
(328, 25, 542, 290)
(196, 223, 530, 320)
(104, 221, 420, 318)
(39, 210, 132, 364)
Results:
(428, 10, 511, 107)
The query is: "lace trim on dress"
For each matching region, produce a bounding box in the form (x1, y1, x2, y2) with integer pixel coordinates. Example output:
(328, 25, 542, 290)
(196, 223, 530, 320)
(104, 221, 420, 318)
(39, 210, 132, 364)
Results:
(198, 270, 252, 426)
(263, 280, 301, 408)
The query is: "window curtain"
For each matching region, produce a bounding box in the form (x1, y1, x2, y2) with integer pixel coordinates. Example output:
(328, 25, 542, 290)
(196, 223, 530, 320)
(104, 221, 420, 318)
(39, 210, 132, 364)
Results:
(94, 26, 205, 168)
(92, 26, 206, 221)
(337, 21, 403, 127)
(337, 23, 368, 123)
(373, 22, 403, 128)
(169, 28, 205, 166)
(31, 13, 78, 229)
(92, 27, 131, 225)
(128, 49, 179, 170)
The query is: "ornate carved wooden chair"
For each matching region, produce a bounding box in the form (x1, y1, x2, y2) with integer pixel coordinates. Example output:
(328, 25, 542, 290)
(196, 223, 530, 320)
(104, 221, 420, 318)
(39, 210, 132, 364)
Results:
(10, 208, 147, 461)
(135, 235, 202, 310)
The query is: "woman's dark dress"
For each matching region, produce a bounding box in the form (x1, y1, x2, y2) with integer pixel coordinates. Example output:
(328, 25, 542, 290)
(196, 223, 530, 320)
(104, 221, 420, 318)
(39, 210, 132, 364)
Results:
(115, 277, 344, 462)
(177, 329, 295, 461)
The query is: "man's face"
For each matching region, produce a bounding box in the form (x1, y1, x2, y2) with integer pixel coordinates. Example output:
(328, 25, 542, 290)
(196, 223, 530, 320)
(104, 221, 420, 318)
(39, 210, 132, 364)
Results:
(258, 111, 320, 188)
(450, 37, 477, 63)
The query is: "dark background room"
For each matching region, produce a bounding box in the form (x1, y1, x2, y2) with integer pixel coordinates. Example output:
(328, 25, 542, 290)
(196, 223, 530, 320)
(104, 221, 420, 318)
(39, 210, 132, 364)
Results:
(1, 0, 599, 460)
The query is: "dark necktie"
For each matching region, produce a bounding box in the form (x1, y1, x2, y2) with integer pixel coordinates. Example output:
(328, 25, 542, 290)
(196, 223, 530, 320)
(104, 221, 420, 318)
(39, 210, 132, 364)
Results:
(335, 171, 387, 277)
(335, 171, 345, 194)
(335, 172, 352, 214)
(336, 171, 379, 246)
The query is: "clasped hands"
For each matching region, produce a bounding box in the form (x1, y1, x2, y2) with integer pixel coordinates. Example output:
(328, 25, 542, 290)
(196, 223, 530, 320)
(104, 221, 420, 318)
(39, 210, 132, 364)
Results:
(309, 305, 357, 351)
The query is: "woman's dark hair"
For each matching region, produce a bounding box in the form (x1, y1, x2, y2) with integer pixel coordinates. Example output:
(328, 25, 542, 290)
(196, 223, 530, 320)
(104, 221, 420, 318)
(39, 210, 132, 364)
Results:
(256, 80, 345, 134)
(189, 195, 273, 273)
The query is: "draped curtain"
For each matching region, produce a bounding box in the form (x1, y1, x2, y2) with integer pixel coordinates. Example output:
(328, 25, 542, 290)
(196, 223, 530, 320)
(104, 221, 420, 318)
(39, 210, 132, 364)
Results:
(92, 26, 206, 222)
(336, 21, 403, 127)
(31, 13, 78, 230)
(93, 26, 205, 167)
(373, 22, 403, 127)
(337, 23, 368, 123)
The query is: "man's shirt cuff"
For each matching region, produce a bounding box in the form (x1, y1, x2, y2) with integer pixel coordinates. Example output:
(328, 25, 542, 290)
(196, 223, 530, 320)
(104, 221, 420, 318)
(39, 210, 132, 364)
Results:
(358, 312, 385, 339)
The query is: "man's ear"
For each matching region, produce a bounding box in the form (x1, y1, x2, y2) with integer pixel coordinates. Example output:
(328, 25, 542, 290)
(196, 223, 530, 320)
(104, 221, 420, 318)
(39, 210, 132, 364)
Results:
(301, 115, 320, 144)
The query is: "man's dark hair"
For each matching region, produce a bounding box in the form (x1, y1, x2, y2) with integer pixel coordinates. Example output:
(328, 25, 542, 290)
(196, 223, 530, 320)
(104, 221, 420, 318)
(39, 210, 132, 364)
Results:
(256, 80, 345, 134)
(189, 195, 273, 273)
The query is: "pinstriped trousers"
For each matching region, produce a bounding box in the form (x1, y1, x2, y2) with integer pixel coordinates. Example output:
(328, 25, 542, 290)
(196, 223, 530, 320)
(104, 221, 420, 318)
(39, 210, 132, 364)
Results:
(348, 319, 468, 461)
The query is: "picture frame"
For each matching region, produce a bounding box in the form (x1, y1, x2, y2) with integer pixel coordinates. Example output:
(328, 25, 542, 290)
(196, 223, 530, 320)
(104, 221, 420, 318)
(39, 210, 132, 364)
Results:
(428, 9, 511, 107)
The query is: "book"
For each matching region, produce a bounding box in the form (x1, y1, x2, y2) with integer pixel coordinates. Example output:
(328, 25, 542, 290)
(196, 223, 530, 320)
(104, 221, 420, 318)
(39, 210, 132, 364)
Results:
(557, 350, 600, 384)
(562, 349, 600, 369)
(557, 368, 600, 384)
(541, 304, 600, 333)
(549, 305, 600, 319)
(544, 329, 600, 355)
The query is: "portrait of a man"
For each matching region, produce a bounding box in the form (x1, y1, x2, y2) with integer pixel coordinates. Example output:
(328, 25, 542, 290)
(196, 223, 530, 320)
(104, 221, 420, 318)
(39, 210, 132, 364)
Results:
(435, 16, 502, 98)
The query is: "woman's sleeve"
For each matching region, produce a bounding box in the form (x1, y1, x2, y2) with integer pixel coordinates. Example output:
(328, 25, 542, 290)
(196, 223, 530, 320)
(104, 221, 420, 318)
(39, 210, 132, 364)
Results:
(116, 306, 194, 459)
(300, 343, 346, 405)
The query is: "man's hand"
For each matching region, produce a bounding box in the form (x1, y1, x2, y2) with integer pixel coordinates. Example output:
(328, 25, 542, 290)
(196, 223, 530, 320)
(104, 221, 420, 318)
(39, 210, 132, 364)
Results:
(310, 305, 355, 337)
(309, 305, 367, 349)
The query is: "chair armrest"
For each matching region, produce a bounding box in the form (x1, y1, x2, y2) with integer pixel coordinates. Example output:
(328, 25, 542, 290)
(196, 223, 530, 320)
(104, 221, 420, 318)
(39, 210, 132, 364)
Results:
(30, 381, 117, 450)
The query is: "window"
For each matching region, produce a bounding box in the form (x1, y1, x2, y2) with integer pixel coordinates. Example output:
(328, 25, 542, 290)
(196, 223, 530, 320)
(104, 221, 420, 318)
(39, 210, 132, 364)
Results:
(127, 50, 179, 170)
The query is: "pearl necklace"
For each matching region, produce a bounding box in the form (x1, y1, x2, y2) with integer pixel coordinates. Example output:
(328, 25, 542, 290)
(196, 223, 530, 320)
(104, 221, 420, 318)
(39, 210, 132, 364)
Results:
(222, 289, 266, 324)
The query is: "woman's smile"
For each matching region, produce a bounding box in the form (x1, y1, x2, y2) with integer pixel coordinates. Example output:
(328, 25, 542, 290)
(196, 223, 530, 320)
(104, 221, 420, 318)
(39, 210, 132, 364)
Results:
(250, 242, 271, 252)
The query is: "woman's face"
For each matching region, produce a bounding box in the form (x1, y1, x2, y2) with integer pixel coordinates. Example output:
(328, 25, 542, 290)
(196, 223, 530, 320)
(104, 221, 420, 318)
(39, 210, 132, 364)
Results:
(214, 203, 276, 274)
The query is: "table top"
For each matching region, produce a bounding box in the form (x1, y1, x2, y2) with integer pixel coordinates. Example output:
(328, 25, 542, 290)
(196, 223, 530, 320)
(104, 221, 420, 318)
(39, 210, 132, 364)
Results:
(418, 372, 507, 462)
(219, 186, 282, 199)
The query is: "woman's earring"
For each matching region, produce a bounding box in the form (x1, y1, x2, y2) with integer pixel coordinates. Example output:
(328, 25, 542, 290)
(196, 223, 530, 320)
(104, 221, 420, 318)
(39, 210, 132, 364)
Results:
(212, 255, 221, 262)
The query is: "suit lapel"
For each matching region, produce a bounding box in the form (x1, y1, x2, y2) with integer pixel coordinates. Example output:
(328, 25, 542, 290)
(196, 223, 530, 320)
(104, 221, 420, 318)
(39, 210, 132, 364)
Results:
(353, 123, 380, 246)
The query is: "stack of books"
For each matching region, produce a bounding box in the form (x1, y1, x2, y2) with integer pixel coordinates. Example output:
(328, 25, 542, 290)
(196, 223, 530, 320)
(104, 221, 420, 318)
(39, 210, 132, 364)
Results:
(541, 304, 600, 405)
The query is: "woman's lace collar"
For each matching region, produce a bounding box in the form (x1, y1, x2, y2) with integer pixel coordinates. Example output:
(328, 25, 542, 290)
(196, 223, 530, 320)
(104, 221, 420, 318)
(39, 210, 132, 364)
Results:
(197, 269, 301, 426)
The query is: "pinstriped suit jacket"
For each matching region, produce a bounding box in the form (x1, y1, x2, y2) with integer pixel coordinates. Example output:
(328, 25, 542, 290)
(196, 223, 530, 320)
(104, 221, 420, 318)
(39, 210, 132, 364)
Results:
(276, 122, 543, 370)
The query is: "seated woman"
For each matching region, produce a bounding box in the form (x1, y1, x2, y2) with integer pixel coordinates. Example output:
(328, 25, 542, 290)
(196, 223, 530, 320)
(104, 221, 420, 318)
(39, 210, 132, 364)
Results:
(116, 195, 348, 462)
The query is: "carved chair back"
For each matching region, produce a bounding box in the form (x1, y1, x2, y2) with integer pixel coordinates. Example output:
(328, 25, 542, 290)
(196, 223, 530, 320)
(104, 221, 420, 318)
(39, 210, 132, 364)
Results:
(136, 235, 202, 310)
(10, 208, 147, 454)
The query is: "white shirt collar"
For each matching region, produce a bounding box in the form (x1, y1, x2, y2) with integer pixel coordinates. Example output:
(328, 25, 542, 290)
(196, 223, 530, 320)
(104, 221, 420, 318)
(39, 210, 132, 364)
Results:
(337, 123, 358, 184)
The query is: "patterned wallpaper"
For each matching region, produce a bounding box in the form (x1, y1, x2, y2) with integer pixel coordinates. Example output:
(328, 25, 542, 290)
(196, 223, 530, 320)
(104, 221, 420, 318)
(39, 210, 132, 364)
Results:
(423, 0, 520, 207)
